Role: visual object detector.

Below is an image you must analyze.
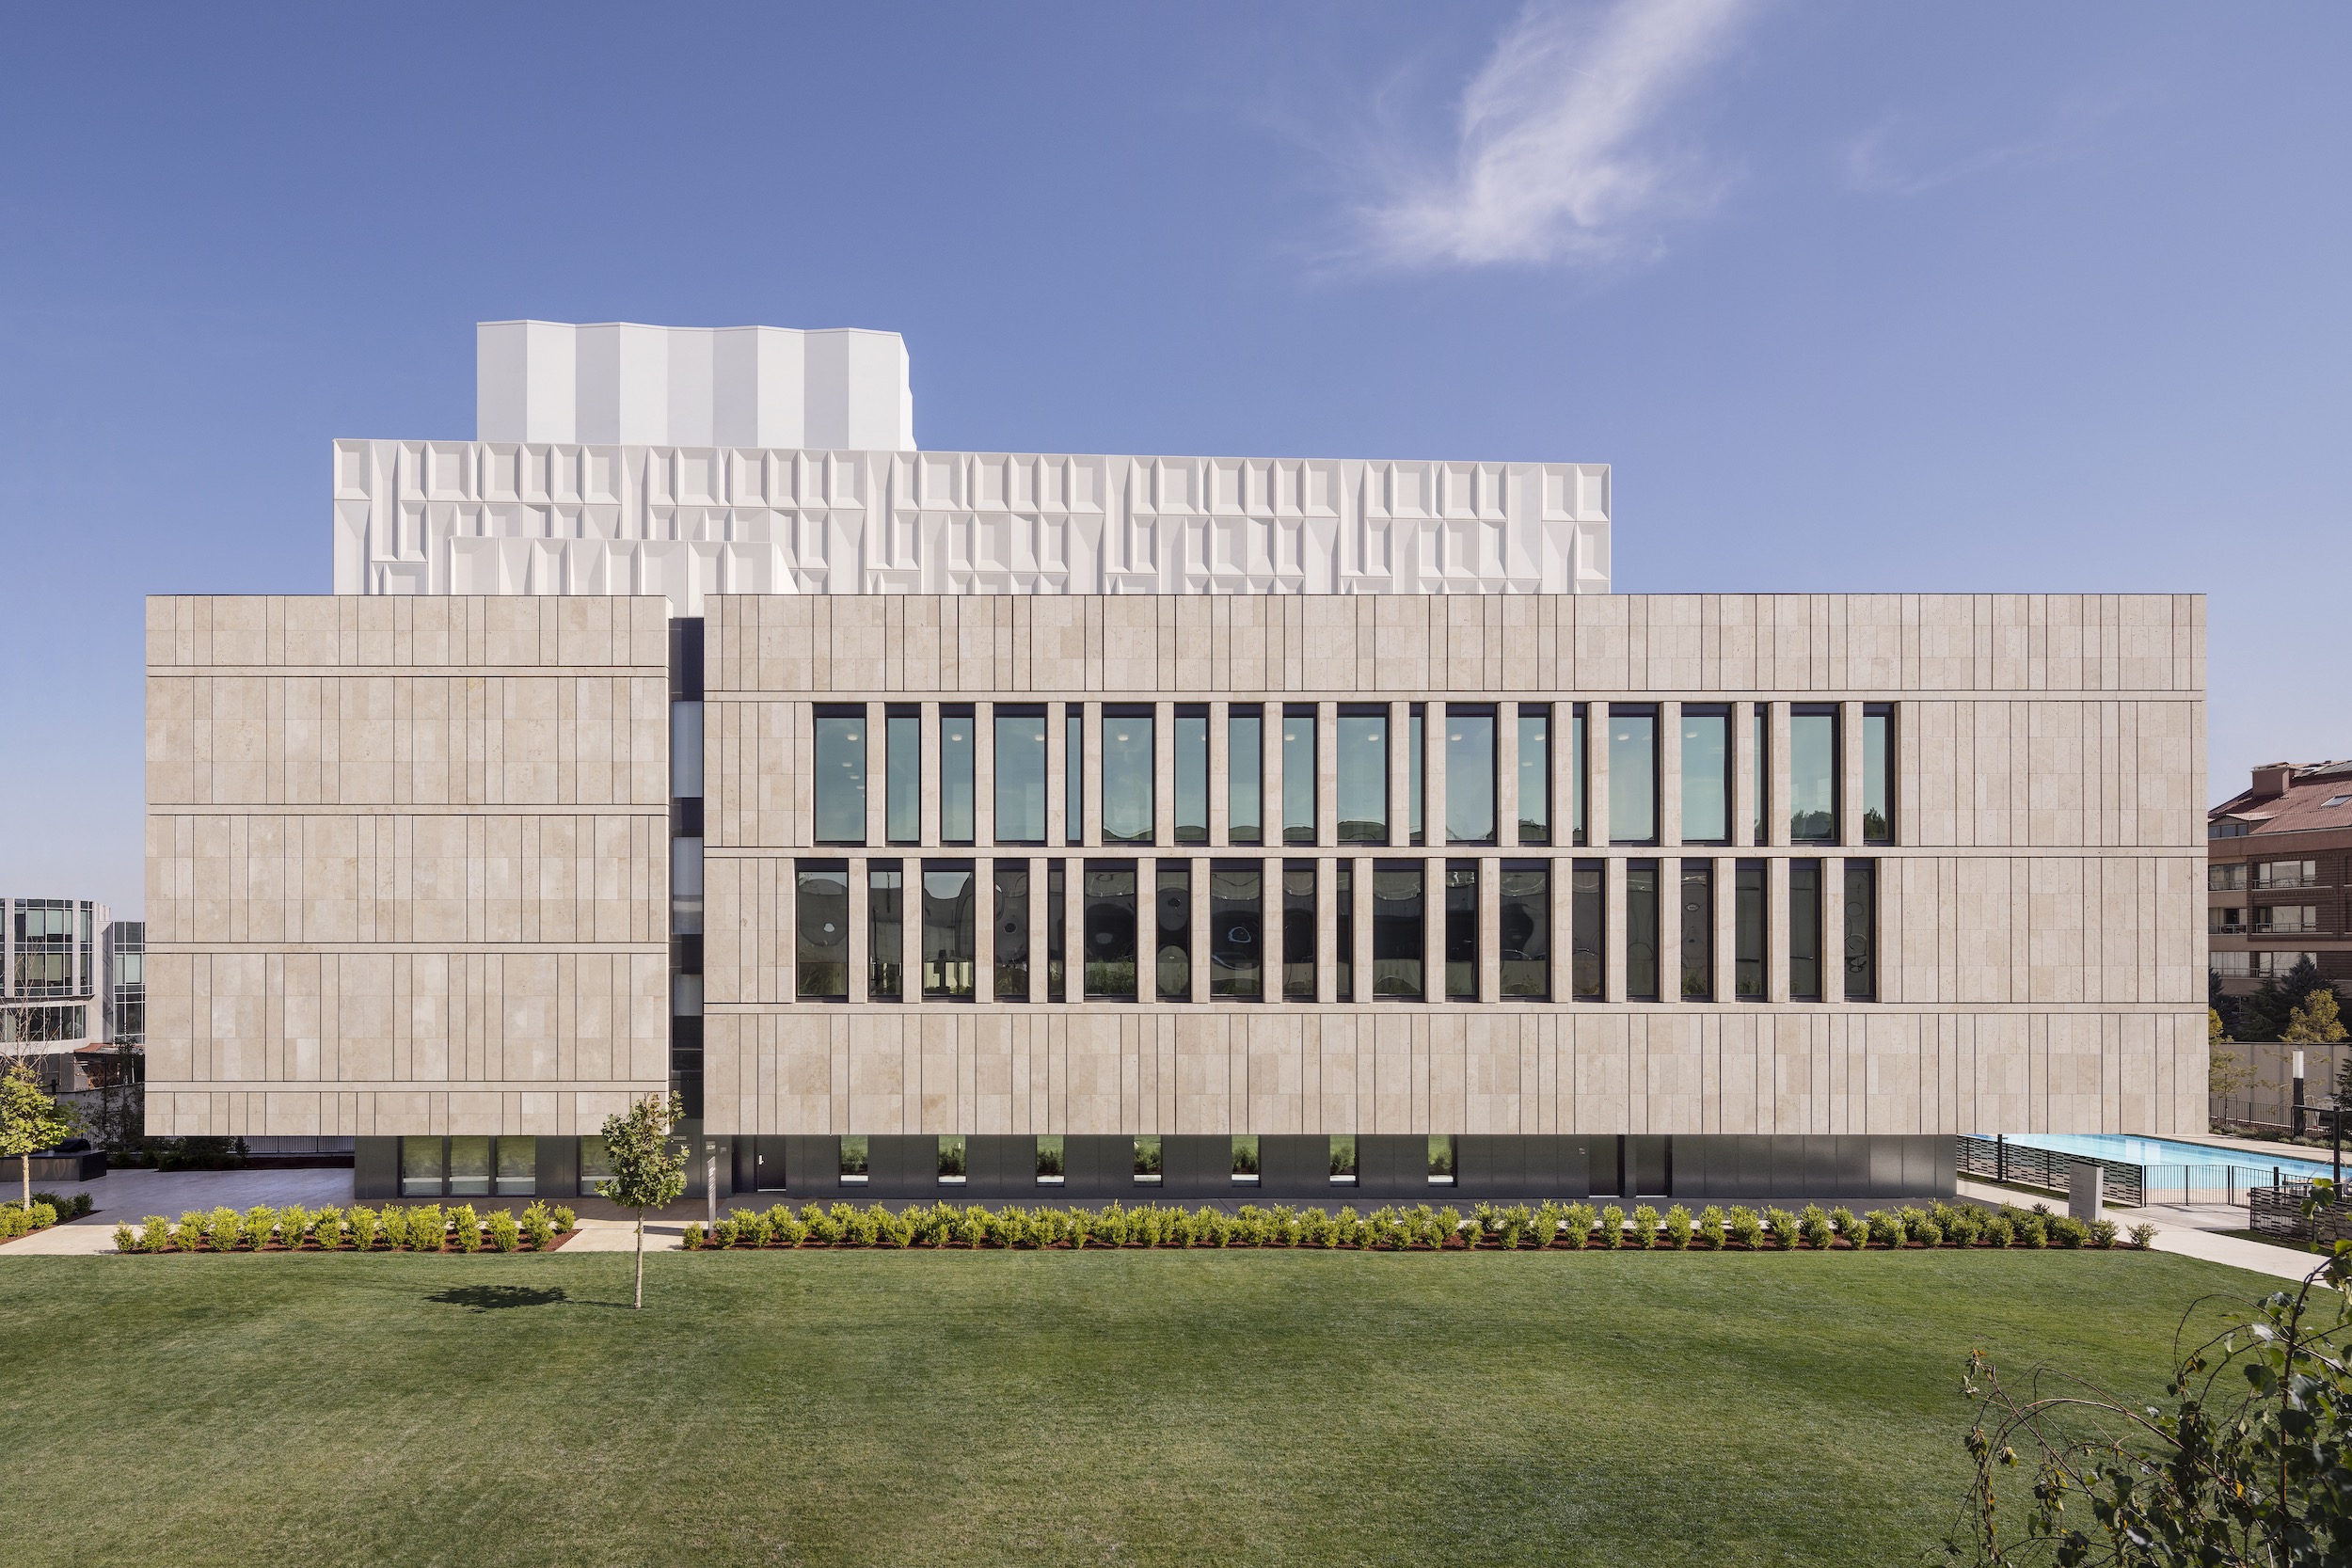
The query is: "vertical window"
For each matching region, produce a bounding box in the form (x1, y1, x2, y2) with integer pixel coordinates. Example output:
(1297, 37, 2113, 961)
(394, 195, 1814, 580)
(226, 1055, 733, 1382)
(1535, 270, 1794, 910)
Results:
(671, 835, 704, 935)
(1282, 705, 1317, 846)
(1518, 705, 1550, 845)
(1788, 859, 1823, 1000)
(1335, 863, 1356, 1002)
(941, 705, 977, 845)
(400, 1136, 446, 1197)
(1329, 1134, 1359, 1184)
(994, 707, 1047, 845)
(867, 863, 903, 1000)
(1445, 705, 1497, 845)
(1862, 705, 1893, 844)
(1037, 1134, 1066, 1184)
(495, 1137, 536, 1196)
(1788, 707, 1838, 843)
(448, 1136, 491, 1197)
(1174, 705, 1209, 845)
(1626, 860, 1661, 1001)
(796, 863, 850, 999)
(1610, 705, 1658, 844)
(1210, 863, 1263, 999)
(1752, 708, 1768, 845)
(1065, 710, 1084, 846)
(1284, 861, 1317, 999)
(922, 862, 977, 1000)
(1232, 1134, 1261, 1184)
(1843, 860, 1877, 1001)
(1407, 705, 1426, 846)
(578, 1135, 612, 1197)
(1337, 706, 1390, 844)
(813, 708, 867, 844)
(1679, 861, 1713, 1000)
(937, 1135, 967, 1184)
(1085, 862, 1138, 999)
(994, 862, 1030, 1002)
(1102, 707, 1154, 846)
(1427, 1134, 1456, 1186)
(1571, 860, 1604, 999)
(671, 699, 705, 798)
(1155, 863, 1191, 1001)
(840, 1135, 869, 1183)
(1133, 1134, 1163, 1184)
(1228, 705, 1263, 845)
(1733, 860, 1765, 1000)
(1372, 863, 1425, 999)
(1046, 860, 1067, 1002)
(1570, 703, 1588, 847)
(1445, 862, 1479, 1000)
(887, 707, 921, 845)
(1679, 706, 1729, 844)
(1500, 862, 1549, 999)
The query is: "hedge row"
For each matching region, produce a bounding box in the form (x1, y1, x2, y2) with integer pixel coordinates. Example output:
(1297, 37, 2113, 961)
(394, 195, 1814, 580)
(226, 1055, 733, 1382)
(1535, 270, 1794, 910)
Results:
(682, 1198, 2152, 1252)
(113, 1201, 578, 1255)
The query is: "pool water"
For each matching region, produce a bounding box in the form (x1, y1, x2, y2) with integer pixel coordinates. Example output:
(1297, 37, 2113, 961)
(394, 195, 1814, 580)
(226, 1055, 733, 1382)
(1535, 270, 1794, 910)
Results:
(1984, 1132, 2339, 1180)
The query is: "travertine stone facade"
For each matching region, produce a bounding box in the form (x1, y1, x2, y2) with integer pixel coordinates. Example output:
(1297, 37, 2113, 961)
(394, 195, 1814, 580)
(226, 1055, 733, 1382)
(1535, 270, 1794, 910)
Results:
(702, 592, 2207, 1143)
(143, 595, 673, 1138)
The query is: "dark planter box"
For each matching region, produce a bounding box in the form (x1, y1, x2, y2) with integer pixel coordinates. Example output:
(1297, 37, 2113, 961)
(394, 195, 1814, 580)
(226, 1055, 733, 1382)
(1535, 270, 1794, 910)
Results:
(26, 1150, 106, 1182)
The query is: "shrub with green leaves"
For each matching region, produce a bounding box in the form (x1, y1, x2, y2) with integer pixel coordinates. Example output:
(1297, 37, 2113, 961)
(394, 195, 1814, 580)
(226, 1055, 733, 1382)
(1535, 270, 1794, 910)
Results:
(2048, 1214, 2090, 1249)
(518, 1203, 553, 1252)
(487, 1211, 521, 1253)
(1761, 1208, 1796, 1251)
(1797, 1205, 1833, 1250)
(1334, 1206, 1364, 1248)
(1727, 1207, 1763, 1250)
(173, 1212, 207, 1252)
(453, 1205, 485, 1253)
(1829, 1208, 1862, 1248)
(2089, 1218, 2118, 1249)
(1864, 1210, 1905, 1248)
(410, 1204, 447, 1252)
(242, 1206, 278, 1250)
(681, 1221, 707, 1249)
(313, 1206, 345, 1250)
(2127, 1221, 2156, 1250)
(2013, 1210, 2048, 1249)
(205, 1206, 241, 1251)
(139, 1214, 170, 1253)
(1697, 1206, 1727, 1251)
(1935, 1202, 1981, 1247)
(1557, 1202, 1592, 1250)
(1598, 1204, 1626, 1250)
(551, 1206, 577, 1233)
(1661, 1204, 1693, 1250)
(1980, 1212, 2014, 1247)
(1630, 1203, 1661, 1251)
(276, 1205, 310, 1250)
(348, 1207, 380, 1252)
(1909, 1214, 1945, 1247)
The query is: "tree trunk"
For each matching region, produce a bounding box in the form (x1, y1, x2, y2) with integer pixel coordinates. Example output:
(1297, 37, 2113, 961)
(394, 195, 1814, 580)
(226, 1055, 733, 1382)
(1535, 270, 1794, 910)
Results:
(634, 1212, 644, 1309)
(20, 1152, 28, 1212)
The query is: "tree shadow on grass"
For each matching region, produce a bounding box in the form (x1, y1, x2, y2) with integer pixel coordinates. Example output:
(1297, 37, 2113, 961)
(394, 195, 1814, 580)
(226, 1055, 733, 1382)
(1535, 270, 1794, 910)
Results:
(426, 1284, 571, 1312)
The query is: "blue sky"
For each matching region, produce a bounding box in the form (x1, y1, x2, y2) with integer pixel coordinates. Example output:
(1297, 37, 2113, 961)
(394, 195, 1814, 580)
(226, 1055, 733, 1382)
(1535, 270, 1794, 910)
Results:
(3, 2, 2345, 915)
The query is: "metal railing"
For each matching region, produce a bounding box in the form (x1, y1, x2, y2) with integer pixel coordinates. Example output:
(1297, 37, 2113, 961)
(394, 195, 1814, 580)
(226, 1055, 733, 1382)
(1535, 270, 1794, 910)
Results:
(1960, 1135, 2337, 1210)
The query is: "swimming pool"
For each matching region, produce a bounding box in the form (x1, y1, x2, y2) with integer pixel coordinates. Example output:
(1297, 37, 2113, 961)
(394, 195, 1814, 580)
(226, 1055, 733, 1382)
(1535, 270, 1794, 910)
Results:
(1982, 1132, 2338, 1182)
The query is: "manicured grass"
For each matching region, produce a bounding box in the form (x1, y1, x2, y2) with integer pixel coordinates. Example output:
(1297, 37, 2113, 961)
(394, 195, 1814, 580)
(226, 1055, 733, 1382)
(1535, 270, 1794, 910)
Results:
(0, 1248, 2272, 1567)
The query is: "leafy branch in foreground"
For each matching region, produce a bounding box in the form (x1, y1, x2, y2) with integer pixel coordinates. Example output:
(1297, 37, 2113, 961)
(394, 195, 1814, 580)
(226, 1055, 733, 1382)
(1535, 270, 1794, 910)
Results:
(1949, 1180, 2352, 1567)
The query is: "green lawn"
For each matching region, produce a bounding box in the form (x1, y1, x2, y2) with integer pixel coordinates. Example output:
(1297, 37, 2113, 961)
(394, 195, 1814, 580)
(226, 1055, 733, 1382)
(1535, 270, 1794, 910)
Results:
(0, 1248, 2275, 1567)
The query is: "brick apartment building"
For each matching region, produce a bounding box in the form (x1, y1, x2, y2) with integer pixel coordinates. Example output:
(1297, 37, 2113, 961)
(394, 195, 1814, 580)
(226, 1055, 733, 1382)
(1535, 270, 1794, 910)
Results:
(2207, 759, 2352, 1001)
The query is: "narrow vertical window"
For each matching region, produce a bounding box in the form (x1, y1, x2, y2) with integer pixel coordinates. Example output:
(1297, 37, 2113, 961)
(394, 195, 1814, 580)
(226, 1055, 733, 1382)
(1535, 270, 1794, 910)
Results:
(1626, 860, 1661, 1001)
(937, 1135, 967, 1185)
(1444, 861, 1479, 999)
(1427, 1134, 1456, 1186)
(941, 705, 976, 846)
(1499, 861, 1549, 999)
(1407, 705, 1426, 846)
(1679, 706, 1729, 844)
(839, 1136, 869, 1183)
(1334, 863, 1356, 1002)
(993, 706, 1046, 846)
(1329, 1134, 1359, 1184)
(868, 863, 903, 1000)
(1445, 705, 1496, 845)
(1788, 859, 1823, 1000)
(1228, 705, 1263, 845)
(1336, 706, 1390, 843)
(1133, 1134, 1163, 1184)
(1372, 862, 1425, 999)
(1679, 861, 1713, 1000)
(1733, 859, 1765, 1000)
(1609, 705, 1658, 845)
(1174, 705, 1209, 845)
(1788, 707, 1838, 843)
(1570, 703, 1588, 847)
(448, 1137, 491, 1196)
(796, 863, 850, 998)
(1084, 862, 1138, 999)
(1752, 708, 1768, 845)
(1862, 705, 1893, 844)
(1037, 1134, 1066, 1184)
(1282, 861, 1317, 999)
(1102, 707, 1154, 846)
(1843, 860, 1877, 1000)
(1518, 705, 1550, 845)
(1282, 705, 1317, 846)
(1046, 860, 1066, 1002)
(922, 862, 977, 1000)
(1155, 863, 1191, 1001)
(1210, 863, 1263, 999)
(671, 699, 704, 799)
(888, 707, 921, 845)
(1570, 859, 1604, 999)
(1231, 1134, 1261, 1185)
(1065, 710, 1083, 846)
(671, 835, 703, 935)
(994, 861, 1030, 1002)
(813, 708, 866, 845)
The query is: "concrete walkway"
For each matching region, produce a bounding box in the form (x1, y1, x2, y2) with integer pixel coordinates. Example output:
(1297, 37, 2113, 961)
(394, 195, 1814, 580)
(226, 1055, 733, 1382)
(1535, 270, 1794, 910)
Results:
(1954, 1178, 2321, 1284)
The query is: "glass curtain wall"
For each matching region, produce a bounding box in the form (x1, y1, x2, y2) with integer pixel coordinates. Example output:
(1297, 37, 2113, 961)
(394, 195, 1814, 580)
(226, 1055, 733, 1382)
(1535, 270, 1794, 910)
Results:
(796, 863, 850, 998)
(1282, 705, 1316, 845)
(1174, 706, 1209, 845)
(1788, 860, 1823, 999)
(941, 706, 976, 845)
(1102, 707, 1154, 846)
(1789, 707, 1838, 843)
(1446, 705, 1496, 845)
(1372, 863, 1424, 998)
(1518, 705, 1549, 845)
(994, 708, 1046, 844)
(1733, 860, 1765, 1000)
(1680, 706, 1729, 843)
(1084, 863, 1138, 999)
(1283, 863, 1316, 999)
(888, 707, 921, 844)
(1444, 862, 1479, 999)
(993, 862, 1030, 1001)
(922, 863, 977, 999)
(1155, 863, 1191, 1000)
(1609, 705, 1658, 844)
(1679, 862, 1713, 1000)
(1862, 705, 1893, 843)
(868, 863, 902, 999)
(1336, 706, 1389, 843)
(1209, 863, 1263, 998)
(1499, 862, 1549, 998)
(1626, 860, 1661, 1000)
(1228, 705, 1263, 845)
(813, 708, 866, 844)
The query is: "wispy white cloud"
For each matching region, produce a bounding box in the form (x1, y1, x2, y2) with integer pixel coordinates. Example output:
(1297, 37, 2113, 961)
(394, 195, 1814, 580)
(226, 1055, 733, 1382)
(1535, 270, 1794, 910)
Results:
(1838, 89, 2131, 198)
(1343, 0, 1755, 272)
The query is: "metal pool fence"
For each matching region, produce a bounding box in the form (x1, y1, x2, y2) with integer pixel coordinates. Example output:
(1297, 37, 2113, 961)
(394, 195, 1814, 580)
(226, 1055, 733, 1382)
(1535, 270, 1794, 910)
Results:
(1958, 1136, 2337, 1209)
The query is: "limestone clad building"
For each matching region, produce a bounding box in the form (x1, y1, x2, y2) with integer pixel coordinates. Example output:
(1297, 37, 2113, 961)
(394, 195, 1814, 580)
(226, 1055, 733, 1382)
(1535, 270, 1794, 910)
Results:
(143, 322, 2208, 1205)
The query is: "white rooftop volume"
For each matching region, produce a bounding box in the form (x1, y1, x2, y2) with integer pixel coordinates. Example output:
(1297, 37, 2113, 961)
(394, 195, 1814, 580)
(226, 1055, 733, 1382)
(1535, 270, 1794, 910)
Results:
(477, 321, 915, 451)
(334, 322, 1611, 611)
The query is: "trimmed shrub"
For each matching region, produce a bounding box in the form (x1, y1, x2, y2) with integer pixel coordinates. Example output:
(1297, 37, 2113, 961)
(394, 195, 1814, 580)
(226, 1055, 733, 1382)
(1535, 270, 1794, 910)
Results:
(1727, 1207, 1763, 1250)
(552, 1206, 578, 1233)
(112, 1221, 137, 1253)
(172, 1212, 206, 1252)
(738, 1209, 773, 1248)
(205, 1206, 241, 1251)
(139, 1215, 170, 1253)
(2127, 1222, 2156, 1250)
(313, 1206, 345, 1250)
(486, 1211, 521, 1252)
(1563, 1202, 1597, 1250)
(277, 1205, 311, 1250)
(451, 1205, 483, 1253)
(2090, 1219, 2119, 1249)
(1335, 1206, 1365, 1248)
(1909, 1215, 1944, 1248)
(771, 1206, 807, 1247)
(1936, 1203, 1982, 1247)
(681, 1222, 706, 1249)
(1598, 1204, 1626, 1250)
(348, 1207, 380, 1252)
(1829, 1208, 1863, 1249)
(242, 1206, 279, 1251)
(1630, 1204, 1661, 1251)
(2048, 1214, 2090, 1249)
(1980, 1212, 2014, 1247)
(1796, 1205, 1832, 1250)
(1762, 1208, 1797, 1251)
(519, 1203, 554, 1252)
(1864, 1210, 1904, 1249)
(2013, 1211, 2048, 1249)
(31, 1191, 93, 1220)
(1662, 1204, 1693, 1250)
(410, 1204, 447, 1252)
(1697, 1206, 1727, 1251)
